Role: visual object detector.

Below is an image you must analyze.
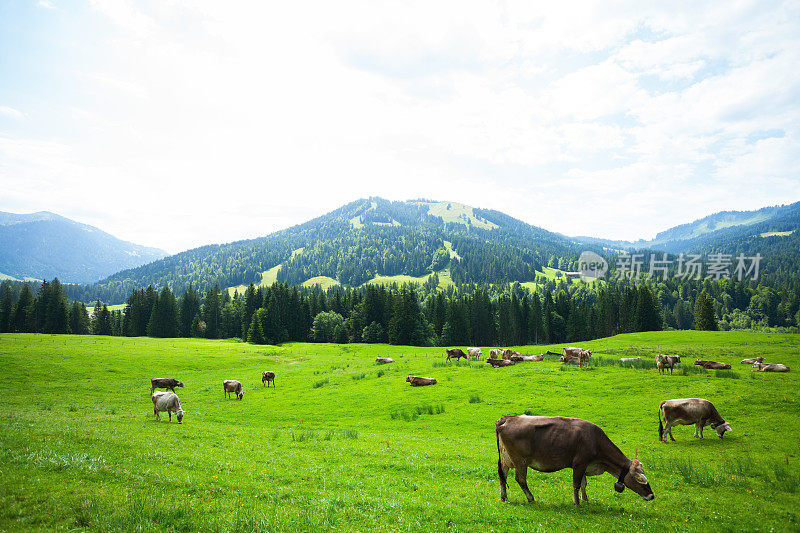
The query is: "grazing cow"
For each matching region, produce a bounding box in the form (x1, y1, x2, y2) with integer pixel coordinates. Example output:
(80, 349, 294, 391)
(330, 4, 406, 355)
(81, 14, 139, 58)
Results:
(694, 360, 732, 370)
(619, 357, 641, 364)
(563, 347, 592, 369)
(150, 377, 184, 394)
(487, 358, 515, 368)
(406, 375, 437, 386)
(375, 357, 395, 364)
(559, 355, 580, 365)
(446, 348, 468, 362)
(496, 415, 655, 505)
(510, 354, 544, 362)
(656, 354, 681, 375)
(467, 347, 483, 359)
(752, 362, 790, 372)
(223, 380, 244, 400)
(262, 371, 275, 387)
(151, 391, 184, 424)
(658, 398, 731, 442)
(741, 357, 764, 365)
(489, 349, 503, 359)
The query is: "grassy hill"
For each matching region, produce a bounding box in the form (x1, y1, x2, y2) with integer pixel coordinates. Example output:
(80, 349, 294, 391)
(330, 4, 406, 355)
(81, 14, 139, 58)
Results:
(1, 331, 798, 531)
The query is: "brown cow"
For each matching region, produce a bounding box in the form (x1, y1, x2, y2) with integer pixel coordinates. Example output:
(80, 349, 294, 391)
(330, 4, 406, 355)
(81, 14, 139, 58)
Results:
(467, 347, 483, 359)
(694, 360, 732, 370)
(406, 375, 437, 386)
(487, 358, 515, 368)
(752, 362, 790, 372)
(656, 354, 681, 375)
(658, 398, 731, 442)
(496, 415, 655, 505)
(223, 379, 244, 400)
(563, 347, 592, 369)
(741, 357, 764, 365)
(150, 377, 184, 394)
(559, 355, 580, 365)
(502, 349, 522, 359)
(446, 348, 467, 362)
(510, 354, 544, 362)
(262, 371, 275, 387)
(489, 349, 503, 359)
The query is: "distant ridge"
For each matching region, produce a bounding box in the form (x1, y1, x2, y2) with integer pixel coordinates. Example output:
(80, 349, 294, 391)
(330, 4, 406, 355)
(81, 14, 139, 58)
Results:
(0, 211, 168, 284)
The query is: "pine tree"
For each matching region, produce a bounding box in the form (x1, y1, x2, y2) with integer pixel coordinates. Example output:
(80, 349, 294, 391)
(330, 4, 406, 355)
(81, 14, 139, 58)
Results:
(179, 285, 200, 337)
(0, 288, 13, 333)
(46, 278, 70, 334)
(12, 284, 34, 332)
(247, 309, 266, 344)
(694, 291, 718, 331)
(68, 301, 91, 334)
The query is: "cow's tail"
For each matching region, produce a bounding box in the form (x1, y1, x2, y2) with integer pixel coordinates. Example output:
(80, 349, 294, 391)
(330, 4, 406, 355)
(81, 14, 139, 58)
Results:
(658, 401, 665, 441)
(496, 418, 508, 490)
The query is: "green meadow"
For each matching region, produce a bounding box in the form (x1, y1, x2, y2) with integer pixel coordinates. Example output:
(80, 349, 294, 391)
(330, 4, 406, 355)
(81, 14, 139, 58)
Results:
(0, 331, 798, 531)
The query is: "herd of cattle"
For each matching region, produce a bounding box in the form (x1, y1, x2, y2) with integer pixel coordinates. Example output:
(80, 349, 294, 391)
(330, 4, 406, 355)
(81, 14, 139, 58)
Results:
(146, 345, 789, 506)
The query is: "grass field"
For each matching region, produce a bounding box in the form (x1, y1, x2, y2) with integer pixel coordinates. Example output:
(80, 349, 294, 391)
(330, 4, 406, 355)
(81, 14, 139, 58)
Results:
(1, 331, 798, 532)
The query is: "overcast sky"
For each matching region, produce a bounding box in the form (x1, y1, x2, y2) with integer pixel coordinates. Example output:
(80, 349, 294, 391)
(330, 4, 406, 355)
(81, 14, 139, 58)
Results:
(1, 1, 799, 253)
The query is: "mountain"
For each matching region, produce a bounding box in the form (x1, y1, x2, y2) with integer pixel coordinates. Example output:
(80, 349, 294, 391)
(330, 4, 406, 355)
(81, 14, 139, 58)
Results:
(0, 211, 168, 284)
(574, 202, 800, 254)
(72, 198, 590, 303)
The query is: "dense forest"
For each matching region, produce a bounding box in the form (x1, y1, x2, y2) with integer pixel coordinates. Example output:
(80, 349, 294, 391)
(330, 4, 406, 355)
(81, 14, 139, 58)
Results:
(3, 267, 797, 346)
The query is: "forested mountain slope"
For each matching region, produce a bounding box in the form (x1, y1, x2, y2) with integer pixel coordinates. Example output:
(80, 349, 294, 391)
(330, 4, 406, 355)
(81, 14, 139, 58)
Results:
(72, 198, 588, 303)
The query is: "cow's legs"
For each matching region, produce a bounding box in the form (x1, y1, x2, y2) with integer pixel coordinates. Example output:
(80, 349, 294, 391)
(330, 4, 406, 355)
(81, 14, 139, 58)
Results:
(499, 464, 510, 501)
(580, 476, 588, 502)
(168, 411, 172, 422)
(696, 423, 704, 439)
(514, 467, 535, 503)
(154, 409, 161, 421)
(664, 422, 675, 441)
(572, 467, 587, 505)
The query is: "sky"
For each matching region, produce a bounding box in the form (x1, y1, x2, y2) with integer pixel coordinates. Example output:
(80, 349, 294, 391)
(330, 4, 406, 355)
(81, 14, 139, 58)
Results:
(1, 1, 799, 254)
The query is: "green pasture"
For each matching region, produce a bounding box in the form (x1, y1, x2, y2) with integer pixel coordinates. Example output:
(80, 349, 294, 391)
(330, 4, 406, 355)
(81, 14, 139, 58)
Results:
(0, 331, 798, 531)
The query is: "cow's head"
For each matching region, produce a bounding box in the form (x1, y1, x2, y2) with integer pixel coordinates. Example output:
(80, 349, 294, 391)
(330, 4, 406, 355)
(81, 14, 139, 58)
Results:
(174, 379, 184, 387)
(406, 375, 412, 382)
(694, 359, 702, 365)
(712, 421, 731, 438)
(176, 409, 184, 424)
(617, 460, 654, 501)
(237, 389, 244, 400)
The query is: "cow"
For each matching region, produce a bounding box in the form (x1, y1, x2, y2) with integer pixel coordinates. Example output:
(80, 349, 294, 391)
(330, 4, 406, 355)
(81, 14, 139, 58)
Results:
(487, 358, 515, 368)
(545, 351, 561, 356)
(223, 380, 244, 400)
(502, 348, 522, 359)
(489, 349, 503, 359)
(752, 362, 790, 372)
(656, 354, 681, 375)
(694, 360, 732, 370)
(150, 377, 183, 394)
(496, 415, 655, 506)
(741, 357, 764, 365)
(564, 347, 592, 369)
(467, 347, 483, 359)
(658, 398, 731, 442)
(151, 391, 184, 424)
(262, 371, 275, 387)
(375, 357, 395, 364)
(510, 354, 544, 362)
(559, 355, 580, 365)
(619, 357, 641, 364)
(406, 375, 437, 386)
(446, 348, 468, 362)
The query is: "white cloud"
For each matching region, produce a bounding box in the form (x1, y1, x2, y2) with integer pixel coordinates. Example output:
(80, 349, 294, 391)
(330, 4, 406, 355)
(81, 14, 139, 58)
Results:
(0, 1, 798, 250)
(0, 106, 25, 119)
